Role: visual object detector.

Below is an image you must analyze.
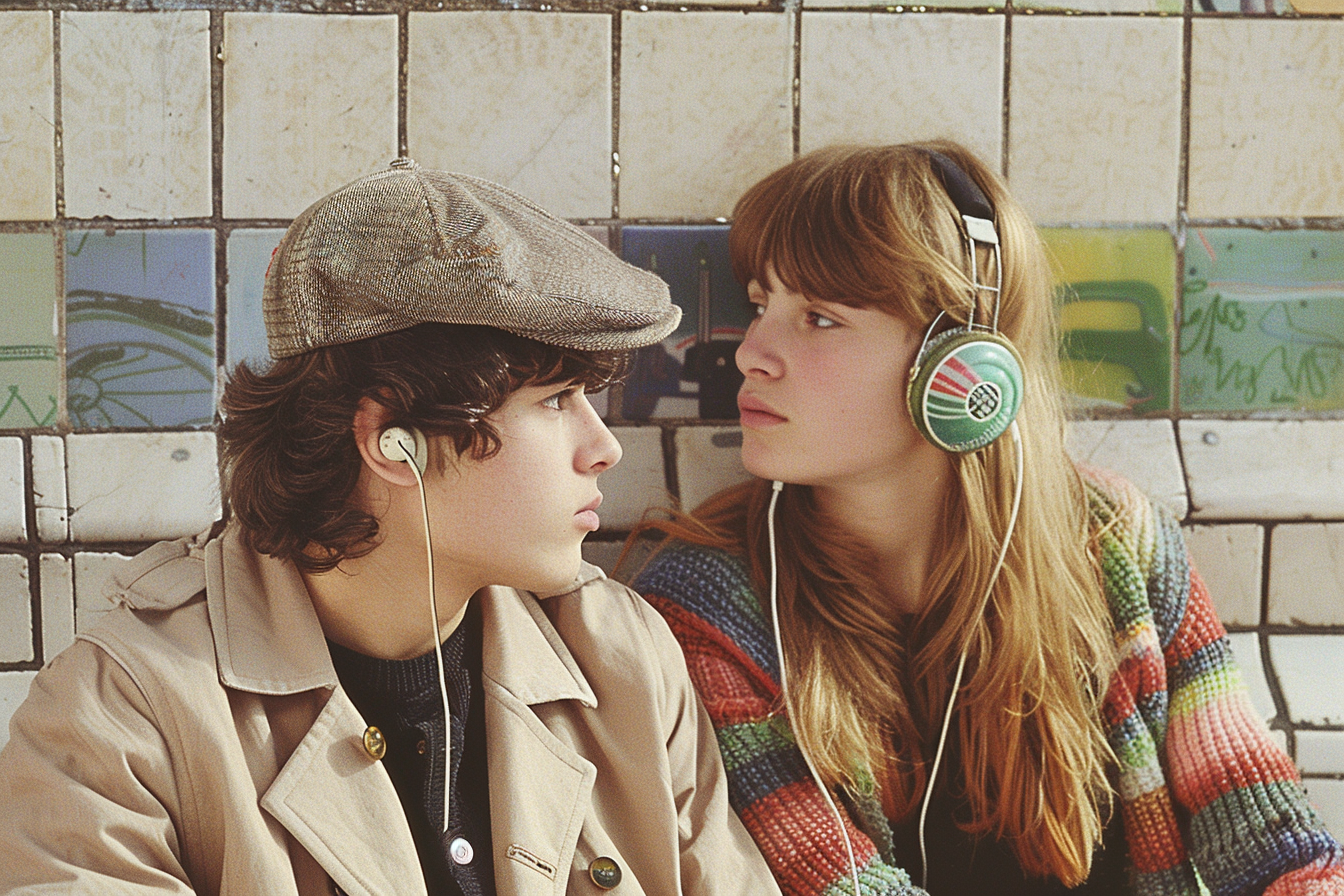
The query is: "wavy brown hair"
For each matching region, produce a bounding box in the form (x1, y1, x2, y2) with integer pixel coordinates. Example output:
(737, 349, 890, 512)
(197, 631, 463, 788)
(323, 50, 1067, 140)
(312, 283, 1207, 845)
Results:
(629, 143, 1118, 885)
(220, 323, 626, 573)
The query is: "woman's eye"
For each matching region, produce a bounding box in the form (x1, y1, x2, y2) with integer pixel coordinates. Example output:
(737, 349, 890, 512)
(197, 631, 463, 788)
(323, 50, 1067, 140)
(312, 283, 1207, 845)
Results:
(542, 386, 581, 410)
(807, 311, 838, 329)
(748, 301, 766, 318)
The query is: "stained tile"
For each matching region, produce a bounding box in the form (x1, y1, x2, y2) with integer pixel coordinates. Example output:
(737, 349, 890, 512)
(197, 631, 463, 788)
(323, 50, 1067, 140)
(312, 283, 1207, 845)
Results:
(1065, 420, 1187, 517)
(1179, 228, 1344, 413)
(805, 0, 990, 8)
(31, 435, 67, 542)
(1225, 632, 1276, 722)
(1269, 635, 1344, 725)
(40, 553, 74, 660)
(1303, 779, 1344, 841)
(674, 427, 750, 513)
(1180, 420, 1344, 520)
(65, 229, 215, 429)
(799, 13, 1002, 166)
(408, 12, 612, 220)
(62, 12, 211, 220)
(619, 226, 750, 420)
(0, 672, 37, 752)
(225, 228, 284, 371)
(1019, 0, 1177, 11)
(619, 11, 791, 219)
(601, 426, 670, 531)
(1297, 731, 1344, 776)
(0, 554, 33, 662)
(0, 12, 55, 221)
(222, 13, 397, 219)
(1268, 524, 1344, 627)
(0, 232, 59, 429)
(67, 432, 220, 542)
(0, 438, 24, 543)
(1183, 524, 1263, 628)
(1189, 21, 1344, 218)
(73, 551, 133, 633)
(1041, 228, 1176, 413)
(1009, 18, 1181, 225)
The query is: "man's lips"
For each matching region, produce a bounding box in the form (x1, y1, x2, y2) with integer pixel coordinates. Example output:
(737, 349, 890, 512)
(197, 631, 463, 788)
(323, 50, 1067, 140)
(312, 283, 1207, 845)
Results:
(738, 394, 787, 427)
(576, 495, 603, 531)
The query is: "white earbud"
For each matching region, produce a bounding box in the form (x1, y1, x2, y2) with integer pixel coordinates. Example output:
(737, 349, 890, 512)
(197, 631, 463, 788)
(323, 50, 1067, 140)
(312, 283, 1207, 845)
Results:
(378, 426, 428, 473)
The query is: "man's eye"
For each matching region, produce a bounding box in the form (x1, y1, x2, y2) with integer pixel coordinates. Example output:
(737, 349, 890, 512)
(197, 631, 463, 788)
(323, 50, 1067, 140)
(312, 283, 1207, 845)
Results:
(807, 311, 838, 328)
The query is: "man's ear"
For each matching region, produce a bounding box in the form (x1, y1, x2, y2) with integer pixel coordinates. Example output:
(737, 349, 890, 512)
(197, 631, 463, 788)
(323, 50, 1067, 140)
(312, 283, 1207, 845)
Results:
(352, 397, 421, 488)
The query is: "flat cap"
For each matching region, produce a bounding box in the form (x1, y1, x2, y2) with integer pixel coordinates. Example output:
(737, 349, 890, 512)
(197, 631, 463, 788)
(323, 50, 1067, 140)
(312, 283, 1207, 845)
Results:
(263, 159, 679, 358)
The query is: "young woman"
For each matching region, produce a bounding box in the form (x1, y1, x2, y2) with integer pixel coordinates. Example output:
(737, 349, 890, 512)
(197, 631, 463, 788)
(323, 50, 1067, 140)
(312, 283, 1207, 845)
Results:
(629, 143, 1343, 896)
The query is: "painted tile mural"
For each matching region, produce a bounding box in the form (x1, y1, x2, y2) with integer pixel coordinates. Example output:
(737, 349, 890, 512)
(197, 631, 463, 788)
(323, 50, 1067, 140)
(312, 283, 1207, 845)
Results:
(0, 233, 58, 429)
(1181, 228, 1344, 413)
(619, 226, 751, 419)
(225, 228, 284, 372)
(1040, 228, 1176, 413)
(65, 229, 215, 429)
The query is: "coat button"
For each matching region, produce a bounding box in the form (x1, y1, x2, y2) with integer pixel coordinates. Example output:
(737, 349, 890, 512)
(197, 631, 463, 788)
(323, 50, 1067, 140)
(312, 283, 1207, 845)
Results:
(362, 726, 387, 760)
(448, 837, 474, 865)
(588, 856, 621, 889)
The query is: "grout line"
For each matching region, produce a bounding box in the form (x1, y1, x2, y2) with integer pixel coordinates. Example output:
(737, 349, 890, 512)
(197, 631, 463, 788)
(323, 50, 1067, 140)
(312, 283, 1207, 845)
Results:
(1001, 0, 1012, 178)
(610, 9, 622, 220)
(398, 10, 409, 158)
(791, 0, 801, 159)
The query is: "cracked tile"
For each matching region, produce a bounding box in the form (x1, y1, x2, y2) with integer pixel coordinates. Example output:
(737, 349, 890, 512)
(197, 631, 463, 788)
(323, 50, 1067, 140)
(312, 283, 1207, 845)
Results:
(1065, 419, 1187, 517)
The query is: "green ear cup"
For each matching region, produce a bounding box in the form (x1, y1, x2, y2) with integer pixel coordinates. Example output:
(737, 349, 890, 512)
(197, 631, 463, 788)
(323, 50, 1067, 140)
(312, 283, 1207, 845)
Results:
(907, 330, 1024, 453)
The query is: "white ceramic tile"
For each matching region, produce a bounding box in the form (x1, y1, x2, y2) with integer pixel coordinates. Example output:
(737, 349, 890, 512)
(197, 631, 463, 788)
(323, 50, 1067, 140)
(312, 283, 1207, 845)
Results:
(1226, 632, 1276, 723)
(31, 434, 67, 542)
(601, 427, 670, 531)
(67, 432, 220, 543)
(1270, 635, 1344, 726)
(40, 553, 74, 660)
(1268, 524, 1344, 626)
(74, 551, 133, 633)
(581, 541, 625, 578)
(1183, 523, 1263, 628)
(1179, 420, 1344, 521)
(0, 12, 55, 221)
(1302, 779, 1344, 842)
(1296, 730, 1344, 776)
(408, 12, 612, 220)
(0, 554, 33, 662)
(0, 671, 37, 752)
(1008, 18, 1181, 224)
(674, 426, 751, 513)
(800, 14, 1003, 168)
(619, 12, 792, 219)
(1065, 419, 1187, 517)
(62, 11, 212, 220)
(1189, 21, 1344, 219)
(0, 438, 24, 541)
(222, 13, 398, 219)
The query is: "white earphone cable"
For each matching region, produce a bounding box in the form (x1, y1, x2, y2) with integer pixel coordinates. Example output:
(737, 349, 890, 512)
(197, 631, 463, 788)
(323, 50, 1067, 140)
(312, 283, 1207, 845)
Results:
(768, 480, 864, 896)
(398, 436, 455, 835)
(916, 420, 1023, 890)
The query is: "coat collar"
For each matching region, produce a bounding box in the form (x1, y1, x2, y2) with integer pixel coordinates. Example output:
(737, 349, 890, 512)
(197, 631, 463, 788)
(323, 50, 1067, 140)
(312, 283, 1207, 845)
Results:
(205, 522, 601, 709)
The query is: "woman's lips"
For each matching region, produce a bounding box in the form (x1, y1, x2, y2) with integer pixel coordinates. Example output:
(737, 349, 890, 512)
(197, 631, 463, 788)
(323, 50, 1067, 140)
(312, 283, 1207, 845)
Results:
(738, 395, 787, 428)
(576, 495, 602, 531)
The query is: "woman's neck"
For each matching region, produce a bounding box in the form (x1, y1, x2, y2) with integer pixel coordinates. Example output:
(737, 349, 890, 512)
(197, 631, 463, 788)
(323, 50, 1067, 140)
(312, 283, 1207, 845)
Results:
(812, 446, 955, 615)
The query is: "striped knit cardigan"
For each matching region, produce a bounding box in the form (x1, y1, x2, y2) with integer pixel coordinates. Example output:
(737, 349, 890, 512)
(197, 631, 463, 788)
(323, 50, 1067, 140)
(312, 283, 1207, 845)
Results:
(633, 467, 1344, 896)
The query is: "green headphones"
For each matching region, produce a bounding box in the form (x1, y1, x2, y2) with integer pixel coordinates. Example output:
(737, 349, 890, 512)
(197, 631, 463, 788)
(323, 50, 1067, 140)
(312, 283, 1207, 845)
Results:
(905, 152, 1025, 454)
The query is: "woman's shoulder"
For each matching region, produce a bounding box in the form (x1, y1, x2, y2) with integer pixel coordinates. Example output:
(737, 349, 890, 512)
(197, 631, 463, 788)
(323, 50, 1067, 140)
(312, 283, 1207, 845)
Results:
(631, 541, 781, 684)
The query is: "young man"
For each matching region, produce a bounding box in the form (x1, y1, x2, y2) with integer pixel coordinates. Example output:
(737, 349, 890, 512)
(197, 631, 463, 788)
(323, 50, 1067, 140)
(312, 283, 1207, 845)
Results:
(0, 161, 780, 896)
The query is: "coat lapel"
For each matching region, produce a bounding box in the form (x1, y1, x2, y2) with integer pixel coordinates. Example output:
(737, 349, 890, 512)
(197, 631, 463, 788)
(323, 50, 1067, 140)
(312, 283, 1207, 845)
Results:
(260, 688, 426, 896)
(479, 581, 600, 896)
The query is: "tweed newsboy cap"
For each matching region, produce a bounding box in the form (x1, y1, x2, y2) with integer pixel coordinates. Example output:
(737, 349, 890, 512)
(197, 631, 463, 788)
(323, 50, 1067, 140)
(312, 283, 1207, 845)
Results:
(263, 159, 680, 358)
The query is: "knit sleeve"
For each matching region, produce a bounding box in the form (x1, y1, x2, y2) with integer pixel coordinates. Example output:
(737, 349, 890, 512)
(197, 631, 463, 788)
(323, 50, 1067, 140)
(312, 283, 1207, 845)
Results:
(634, 544, 926, 896)
(1149, 508, 1344, 895)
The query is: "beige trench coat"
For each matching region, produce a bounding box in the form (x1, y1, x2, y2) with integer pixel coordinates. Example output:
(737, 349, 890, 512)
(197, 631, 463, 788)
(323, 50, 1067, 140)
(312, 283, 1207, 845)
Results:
(0, 526, 779, 896)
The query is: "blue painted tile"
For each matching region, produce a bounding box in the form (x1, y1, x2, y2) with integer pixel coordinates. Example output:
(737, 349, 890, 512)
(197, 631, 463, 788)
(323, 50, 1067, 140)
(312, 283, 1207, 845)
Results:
(0, 233, 59, 429)
(619, 226, 751, 420)
(1180, 228, 1344, 412)
(225, 228, 285, 372)
(65, 229, 215, 429)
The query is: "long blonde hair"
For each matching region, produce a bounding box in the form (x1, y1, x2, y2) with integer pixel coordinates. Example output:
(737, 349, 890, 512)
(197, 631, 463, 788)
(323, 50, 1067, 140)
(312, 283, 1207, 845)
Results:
(632, 143, 1118, 885)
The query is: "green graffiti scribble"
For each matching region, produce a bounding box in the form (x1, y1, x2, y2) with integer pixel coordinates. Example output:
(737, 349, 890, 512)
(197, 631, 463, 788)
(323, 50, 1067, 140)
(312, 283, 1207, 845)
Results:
(1179, 280, 1343, 407)
(0, 345, 57, 362)
(0, 385, 57, 427)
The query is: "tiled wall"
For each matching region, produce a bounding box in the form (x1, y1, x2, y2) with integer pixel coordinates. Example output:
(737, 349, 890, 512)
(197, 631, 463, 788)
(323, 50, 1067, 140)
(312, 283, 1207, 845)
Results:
(2, 0, 1343, 833)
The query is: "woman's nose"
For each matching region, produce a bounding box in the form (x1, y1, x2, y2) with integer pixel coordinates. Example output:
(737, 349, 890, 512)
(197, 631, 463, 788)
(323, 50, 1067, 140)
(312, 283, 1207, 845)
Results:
(736, 318, 782, 378)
